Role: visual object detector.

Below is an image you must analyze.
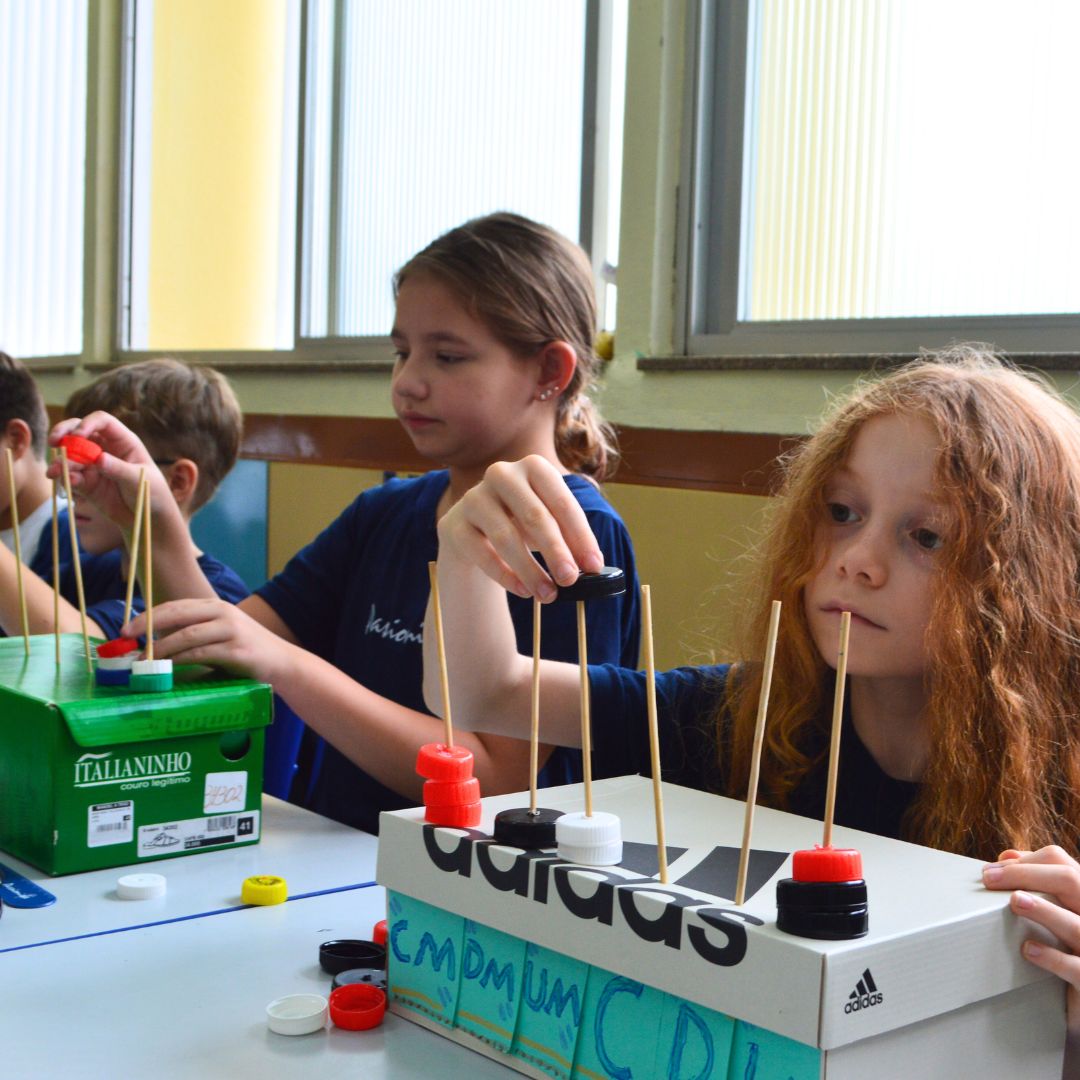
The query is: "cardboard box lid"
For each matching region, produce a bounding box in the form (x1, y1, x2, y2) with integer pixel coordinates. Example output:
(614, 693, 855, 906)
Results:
(0, 635, 271, 748)
(378, 776, 1058, 1049)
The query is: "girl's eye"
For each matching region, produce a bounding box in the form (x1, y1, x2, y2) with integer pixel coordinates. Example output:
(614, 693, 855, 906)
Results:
(827, 502, 857, 524)
(912, 527, 943, 551)
(436, 352, 466, 365)
(391, 348, 408, 363)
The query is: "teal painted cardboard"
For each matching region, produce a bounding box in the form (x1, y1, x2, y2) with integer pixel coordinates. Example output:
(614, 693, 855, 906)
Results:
(511, 942, 591, 1080)
(651, 992, 736, 1079)
(387, 892, 463, 1029)
(455, 919, 527, 1052)
(570, 970, 667, 1080)
(728, 1019, 821, 1079)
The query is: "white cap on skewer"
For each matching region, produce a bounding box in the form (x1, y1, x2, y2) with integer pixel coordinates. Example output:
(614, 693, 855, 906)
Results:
(556, 810, 622, 866)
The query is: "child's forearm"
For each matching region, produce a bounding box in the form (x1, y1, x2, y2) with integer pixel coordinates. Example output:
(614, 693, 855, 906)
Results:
(0, 543, 106, 638)
(425, 547, 584, 748)
(132, 499, 216, 604)
(271, 639, 549, 800)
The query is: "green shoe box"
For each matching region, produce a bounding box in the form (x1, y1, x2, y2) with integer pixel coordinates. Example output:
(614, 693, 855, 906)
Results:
(0, 634, 273, 875)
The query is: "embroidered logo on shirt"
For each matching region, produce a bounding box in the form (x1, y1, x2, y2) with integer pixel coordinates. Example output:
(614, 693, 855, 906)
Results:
(365, 604, 423, 645)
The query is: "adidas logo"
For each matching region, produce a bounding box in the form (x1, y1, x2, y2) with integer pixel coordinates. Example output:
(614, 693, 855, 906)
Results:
(843, 968, 883, 1014)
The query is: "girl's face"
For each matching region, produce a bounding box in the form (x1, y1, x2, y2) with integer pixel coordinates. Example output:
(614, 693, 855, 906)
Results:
(390, 275, 551, 472)
(804, 412, 948, 681)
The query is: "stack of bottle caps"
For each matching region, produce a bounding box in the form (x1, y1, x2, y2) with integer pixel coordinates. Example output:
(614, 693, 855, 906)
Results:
(416, 743, 481, 827)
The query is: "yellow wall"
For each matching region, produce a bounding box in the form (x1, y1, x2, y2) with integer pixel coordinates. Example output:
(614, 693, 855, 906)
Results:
(147, 0, 288, 349)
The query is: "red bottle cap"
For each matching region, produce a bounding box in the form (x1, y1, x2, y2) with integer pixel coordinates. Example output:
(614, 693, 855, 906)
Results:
(96, 637, 139, 659)
(424, 801, 482, 828)
(415, 742, 474, 782)
(422, 777, 481, 808)
(372, 919, 388, 947)
(59, 434, 103, 465)
(329, 983, 386, 1030)
(792, 845, 863, 883)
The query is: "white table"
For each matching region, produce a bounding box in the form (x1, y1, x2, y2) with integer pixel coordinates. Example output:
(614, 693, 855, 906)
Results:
(0, 796, 378, 952)
(1, 882, 512, 1078)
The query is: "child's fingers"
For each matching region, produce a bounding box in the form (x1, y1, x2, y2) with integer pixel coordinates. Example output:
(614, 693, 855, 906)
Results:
(480, 459, 602, 585)
(452, 488, 553, 599)
(1009, 890, 1080, 956)
(984, 847, 1080, 911)
(123, 599, 229, 641)
(1017, 935, 1080, 992)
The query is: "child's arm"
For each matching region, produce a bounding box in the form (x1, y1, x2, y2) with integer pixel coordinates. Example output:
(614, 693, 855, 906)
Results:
(0, 541, 108, 637)
(49, 414, 216, 603)
(123, 594, 541, 799)
(424, 456, 606, 748)
(982, 846, 1080, 1032)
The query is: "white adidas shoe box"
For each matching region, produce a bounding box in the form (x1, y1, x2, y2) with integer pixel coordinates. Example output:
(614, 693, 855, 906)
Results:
(377, 775, 1065, 1079)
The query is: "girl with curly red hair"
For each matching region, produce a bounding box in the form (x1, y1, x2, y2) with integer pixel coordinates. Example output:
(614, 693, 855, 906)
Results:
(427, 345, 1080, 1023)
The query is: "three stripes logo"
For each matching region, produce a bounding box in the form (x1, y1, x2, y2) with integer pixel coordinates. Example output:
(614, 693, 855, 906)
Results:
(844, 968, 883, 1014)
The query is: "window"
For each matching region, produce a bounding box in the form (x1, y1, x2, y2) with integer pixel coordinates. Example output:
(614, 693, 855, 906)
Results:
(0, 0, 88, 361)
(118, 0, 627, 362)
(683, 0, 1080, 360)
(301, 0, 627, 345)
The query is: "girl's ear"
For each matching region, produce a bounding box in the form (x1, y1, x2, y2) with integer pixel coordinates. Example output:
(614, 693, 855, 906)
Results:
(536, 341, 577, 400)
(164, 458, 200, 514)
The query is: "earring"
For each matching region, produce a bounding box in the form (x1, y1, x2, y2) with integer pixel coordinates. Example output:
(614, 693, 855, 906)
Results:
(539, 388, 554, 401)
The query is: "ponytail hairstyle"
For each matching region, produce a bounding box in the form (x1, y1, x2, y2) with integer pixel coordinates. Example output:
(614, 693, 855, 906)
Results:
(724, 345, 1080, 860)
(394, 212, 618, 481)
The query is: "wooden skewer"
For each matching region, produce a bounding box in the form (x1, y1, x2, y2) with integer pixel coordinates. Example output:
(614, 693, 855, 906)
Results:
(4, 447, 31, 653)
(822, 610, 852, 849)
(577, 600, 593, 818)
(51, 471, 60, 664)
(529, 597, 541, 815)
(58, 447, 93, 672)
(143, 474, 154, 660)
(123, 468, 146, 628)
(735, 599, 783, 905)
(642, 584, 668, 884)
(427, 561, 454, 748)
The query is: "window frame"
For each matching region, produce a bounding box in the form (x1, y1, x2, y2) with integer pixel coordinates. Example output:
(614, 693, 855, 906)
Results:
(676, 0, 1080, 369)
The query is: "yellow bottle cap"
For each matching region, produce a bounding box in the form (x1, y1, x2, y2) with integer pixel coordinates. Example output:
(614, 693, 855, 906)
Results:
(241, 874, 288, 905)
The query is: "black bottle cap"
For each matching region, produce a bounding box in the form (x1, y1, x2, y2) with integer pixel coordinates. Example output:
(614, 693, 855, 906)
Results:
(319, 938, 386, 975)
(554, 567, 626, 602)
(331, 966, 388, 992)
(493, 807, 564, 849)
(776, 877, 869, 940)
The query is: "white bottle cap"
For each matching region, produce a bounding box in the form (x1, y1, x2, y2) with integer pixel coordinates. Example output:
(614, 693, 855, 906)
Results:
(266, 994, 329, 1036)
(556, 810, 623, 866)
(116, 872, 167, 900)
(130, 659, 173, 675)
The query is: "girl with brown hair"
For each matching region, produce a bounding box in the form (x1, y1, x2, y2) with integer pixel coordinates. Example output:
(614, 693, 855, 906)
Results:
(56, 213, 639, 833)
(428, 346, 1080, 1016)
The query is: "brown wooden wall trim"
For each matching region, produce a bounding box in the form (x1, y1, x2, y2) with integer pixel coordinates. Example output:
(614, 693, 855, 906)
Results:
(239, 414, 796, 497)
(46, 406, 793, 496)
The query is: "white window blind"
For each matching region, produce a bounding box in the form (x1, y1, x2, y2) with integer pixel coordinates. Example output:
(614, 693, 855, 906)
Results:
(304, 0, 587, 340)
(0, 0, 87, 358)
(741, 0, 1080, 323)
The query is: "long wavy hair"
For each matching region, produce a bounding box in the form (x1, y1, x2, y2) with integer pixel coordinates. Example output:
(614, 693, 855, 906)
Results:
(724, 346, 1080, 859)
(395, 212, 618, 481)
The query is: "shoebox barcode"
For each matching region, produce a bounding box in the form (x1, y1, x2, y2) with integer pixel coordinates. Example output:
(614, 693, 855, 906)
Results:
(208, 816, 236, 832)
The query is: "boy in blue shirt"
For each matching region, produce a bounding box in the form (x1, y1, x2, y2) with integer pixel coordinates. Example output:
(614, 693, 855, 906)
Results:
(56, 359, 249, 638)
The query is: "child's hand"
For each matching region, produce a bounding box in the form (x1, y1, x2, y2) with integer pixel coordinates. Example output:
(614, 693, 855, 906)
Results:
(983, 846, 1080, 1028)
(438, 455, 604, 601)
(49, 413, 168, 530)
(124, 599, 295, 686)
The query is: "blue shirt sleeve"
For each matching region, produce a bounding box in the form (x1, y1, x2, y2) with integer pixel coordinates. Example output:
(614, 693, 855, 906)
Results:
(73, 551, 250, 641)
(588, 662, 731, 791)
